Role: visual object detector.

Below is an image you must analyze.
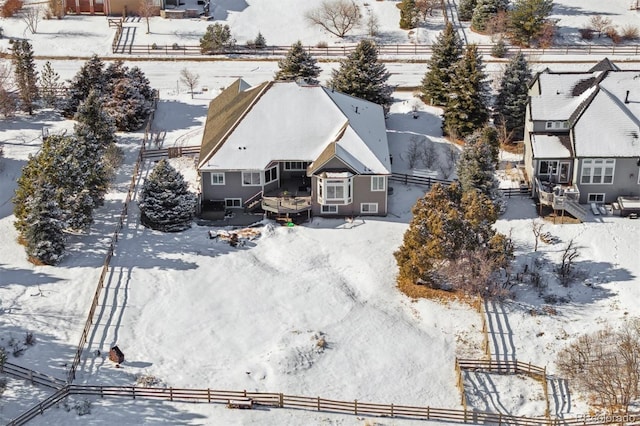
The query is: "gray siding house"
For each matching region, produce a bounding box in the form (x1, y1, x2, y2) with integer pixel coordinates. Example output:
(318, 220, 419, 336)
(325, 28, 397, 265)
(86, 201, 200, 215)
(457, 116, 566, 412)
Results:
(197, 79, 392, 219)
(523, 59, 640, 217)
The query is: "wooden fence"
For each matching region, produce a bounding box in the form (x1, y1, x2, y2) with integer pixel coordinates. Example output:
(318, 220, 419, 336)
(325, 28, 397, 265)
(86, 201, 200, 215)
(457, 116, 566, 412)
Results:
(111, 41, 640, 57)
(6, 381, 638, 426)
(389, 173, 532, 198)
(457, 358, 547, 381)
(0, 362, 66, 390)
(66, 92, 159, 384)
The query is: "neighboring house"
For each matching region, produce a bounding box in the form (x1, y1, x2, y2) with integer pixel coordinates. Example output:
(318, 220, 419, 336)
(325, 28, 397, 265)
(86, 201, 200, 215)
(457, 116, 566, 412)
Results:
(197, 79, 392, 219)
(524, 58, 640, 217)
(63, 0, 161, 15)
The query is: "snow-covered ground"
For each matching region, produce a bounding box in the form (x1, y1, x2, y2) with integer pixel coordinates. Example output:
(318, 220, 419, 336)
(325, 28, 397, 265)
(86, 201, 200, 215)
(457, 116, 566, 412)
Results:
(2, 0, 640, 424)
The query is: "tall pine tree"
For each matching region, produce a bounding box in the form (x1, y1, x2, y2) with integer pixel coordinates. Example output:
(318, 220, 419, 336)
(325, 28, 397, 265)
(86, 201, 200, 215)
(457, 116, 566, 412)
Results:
(275, 41, 321, 84)
(471, 0, 509, 32)
(508, 0, 553, 46)
(399, 0, 418, 29)
(394, 183, 498, 289)
(329, 39, 392, 114)
(39, 61, 62, 108)
(420, 23, 462, 106)
(11, 40, 39, 115)
(62, 55, 105, 118)
(457, 133, 500, 200)
(494, 52, 532, 141)
(23, 182, 66, 265)
(139, 160, 197, 232)
(443, 44, 489, 139)
(458, 0, 477, 20)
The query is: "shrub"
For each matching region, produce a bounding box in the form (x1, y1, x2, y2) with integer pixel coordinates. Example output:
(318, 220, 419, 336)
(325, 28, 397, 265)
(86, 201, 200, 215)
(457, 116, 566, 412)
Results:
(171, 42, 181, 50)
(605, 26, 622, 44)
(151, 42, 158, 50)
(621, 24, 639, 40)
(1, 0, 23, 17)
(491, 39, 507, 57)
(316, 41, 328, 48)
(578, 27, 594, 40)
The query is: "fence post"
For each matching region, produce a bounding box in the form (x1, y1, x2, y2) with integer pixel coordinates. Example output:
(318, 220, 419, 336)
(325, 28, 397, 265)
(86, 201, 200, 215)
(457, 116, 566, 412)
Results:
(29, 370, 34, 384)
(243, 389, 247, 398)
(279, 393, 283, 408)
(427, 406, 430, 419)
(132, 386, 135, 400)
(170, 387, 173, 401)
(207, 388, 211, 403)
(498, 412, 502, 425)
(390, 403, 394, 417)
(317, 396, 320, 411)
(101, 386, 103, 398)
(354, 399, 358, 415)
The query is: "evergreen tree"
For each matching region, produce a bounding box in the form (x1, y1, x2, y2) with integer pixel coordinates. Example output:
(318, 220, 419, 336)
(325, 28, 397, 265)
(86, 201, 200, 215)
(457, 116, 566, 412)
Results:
(254, 31, 266, 49)
(23, 182, 65, 265)
(508, 0, 553, 46)
(420, 23, 462, 106)
(11, 40, 39, 115)
(329, 39, 393, 114)
(394, 183, 499, 288)
(275, 41, 321, 84)
(139, 160, 197, 232)
(75, 89, 117, 149)
(443, 44, 489, 139)
(458, 0, 477, 20)
(494, 52, 532, 140)
(103, 76, 152, 131)
(62, 55, 105, 118)
(399, 0, 418, 29)
(13, 152, 45, 235)
(200, 23, 236, 53)
(39, 61, 62, 108)
(457, 133, 500, 200)
(127, 66, 155, 105)
(471, 0, 509, 32)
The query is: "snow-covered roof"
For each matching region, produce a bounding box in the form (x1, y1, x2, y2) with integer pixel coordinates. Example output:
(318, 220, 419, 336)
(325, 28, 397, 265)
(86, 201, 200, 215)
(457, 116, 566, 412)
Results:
(529, 73, 599, 121)
(573, 73, 640, 157)
(199, 81, 391, 175)
(531, 134, 572, 158)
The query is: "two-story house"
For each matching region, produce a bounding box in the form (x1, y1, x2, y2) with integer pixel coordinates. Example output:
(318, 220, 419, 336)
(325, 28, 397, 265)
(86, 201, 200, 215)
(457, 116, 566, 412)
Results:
(197, 79, 392, 220)
(524, 59, 640, 218)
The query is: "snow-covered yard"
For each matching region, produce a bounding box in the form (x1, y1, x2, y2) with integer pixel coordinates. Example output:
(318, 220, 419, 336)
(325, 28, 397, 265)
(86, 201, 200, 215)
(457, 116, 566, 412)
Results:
(2, 0, 640, 424)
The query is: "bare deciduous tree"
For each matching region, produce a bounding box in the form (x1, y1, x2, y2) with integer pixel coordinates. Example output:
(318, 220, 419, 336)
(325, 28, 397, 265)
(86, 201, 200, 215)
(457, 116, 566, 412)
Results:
(179, 68, 199, 99)
(531, 220, 544, 252)
(407, 135, 423, 169)
(22, 7, 41, 34)
(0, 57, 17, 117)
(557, 238, 579, 286)
(138, 0, 159, 34)
(439, 145, 458, 179)
(366, 11, 380, 37)
(589, 15, 613, 38)
(415, 0, 441, 20)
(420, 140, 437, 169)
(558, 319, 640, 414)
(305, 0, 361, 38)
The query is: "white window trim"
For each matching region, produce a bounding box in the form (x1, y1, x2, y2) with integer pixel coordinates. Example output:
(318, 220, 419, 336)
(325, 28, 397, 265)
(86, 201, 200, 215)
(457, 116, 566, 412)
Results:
(538, 160, 558, 176)
(224, 198, 242, 208)
(587, 193, 605, 203)
(580, 159, 615, 185)
(210, 172, 225, 185)
(545, 121, 553, 129)
(371, 176, 385, 192)
(242, 171, 262, 186)
(321, 205, 338, 214)
(360, 203, 378, 214)
(317, 177, 352, 205)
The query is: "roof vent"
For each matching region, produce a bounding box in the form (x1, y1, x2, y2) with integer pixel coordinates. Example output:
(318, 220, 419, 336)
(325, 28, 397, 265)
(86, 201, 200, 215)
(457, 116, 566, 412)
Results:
(625, 90, 630, 104)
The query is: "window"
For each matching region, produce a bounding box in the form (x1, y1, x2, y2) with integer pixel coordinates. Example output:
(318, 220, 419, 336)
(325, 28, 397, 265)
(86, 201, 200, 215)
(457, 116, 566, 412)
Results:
(321, 205, 338, 214)
(545, 121, 569, 130)
(581, 159, 615, 184)
(242, 171, 261, 186)
(225, 198, 242, 208)
(284, 161, 310, 171)
(371, 176, 385, 192)
(210, 173, 225, 185)
(538, 160, 558, 176)
(318, 177, 352, 204)
(587, 193, 605, 203)
(545, 121, 553, 129)
(361, 203, 378, 214)
(264, 166, 278, 184)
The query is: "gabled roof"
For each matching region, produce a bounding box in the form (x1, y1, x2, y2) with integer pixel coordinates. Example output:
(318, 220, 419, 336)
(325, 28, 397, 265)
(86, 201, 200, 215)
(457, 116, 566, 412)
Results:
(198, 81, 391, 175)
(588, 57, 621, 72)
